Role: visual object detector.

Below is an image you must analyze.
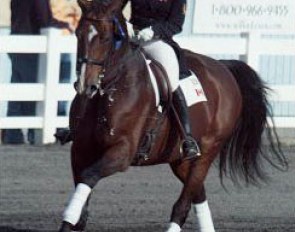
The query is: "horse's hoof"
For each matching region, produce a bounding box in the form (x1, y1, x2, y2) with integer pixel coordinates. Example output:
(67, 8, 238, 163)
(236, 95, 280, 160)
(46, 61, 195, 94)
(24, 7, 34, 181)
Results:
(58, 221, 72, 232)
(71, 210, 88, 231)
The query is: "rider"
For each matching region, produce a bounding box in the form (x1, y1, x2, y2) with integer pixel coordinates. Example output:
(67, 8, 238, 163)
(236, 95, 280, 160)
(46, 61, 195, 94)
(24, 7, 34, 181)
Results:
(123, 0, 201, 159)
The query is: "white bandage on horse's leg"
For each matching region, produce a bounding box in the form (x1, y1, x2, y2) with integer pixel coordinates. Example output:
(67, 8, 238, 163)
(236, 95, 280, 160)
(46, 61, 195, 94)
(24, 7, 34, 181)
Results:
(165, 222, 181, 232)
(63, 183, 92, 225)
(193, 200, 215, 232)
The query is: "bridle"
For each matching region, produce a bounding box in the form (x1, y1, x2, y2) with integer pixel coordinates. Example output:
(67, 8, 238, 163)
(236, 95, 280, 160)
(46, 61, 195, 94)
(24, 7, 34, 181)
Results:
(75, 14, 129, 96)
(76, 15, 126, 74)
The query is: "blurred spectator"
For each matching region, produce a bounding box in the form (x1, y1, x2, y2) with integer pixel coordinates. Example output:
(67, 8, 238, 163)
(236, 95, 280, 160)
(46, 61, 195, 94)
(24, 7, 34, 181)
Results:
(50, 0, 81, 116)
(50, 0, 81, 35)
(1, 0, 71, 144)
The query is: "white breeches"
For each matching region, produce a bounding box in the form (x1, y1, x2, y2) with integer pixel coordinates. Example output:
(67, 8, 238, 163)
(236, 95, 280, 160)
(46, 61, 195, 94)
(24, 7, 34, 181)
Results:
(142, 40, 179, 92)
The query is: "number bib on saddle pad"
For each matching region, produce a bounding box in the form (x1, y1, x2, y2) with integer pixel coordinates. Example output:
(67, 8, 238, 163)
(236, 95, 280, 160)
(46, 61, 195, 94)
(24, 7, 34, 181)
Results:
(145, 59, 207, 108)
(179, 74, 207, 107)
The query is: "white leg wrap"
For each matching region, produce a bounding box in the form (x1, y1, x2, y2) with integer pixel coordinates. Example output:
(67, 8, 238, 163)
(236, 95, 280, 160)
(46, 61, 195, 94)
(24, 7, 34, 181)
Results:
(165, 222, 181, 232)
(193, 201, 215, 232)
(63, 183, 92, 225)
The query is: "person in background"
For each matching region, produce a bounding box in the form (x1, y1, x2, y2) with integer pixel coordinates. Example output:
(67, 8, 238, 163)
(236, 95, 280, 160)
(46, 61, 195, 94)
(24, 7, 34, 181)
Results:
(50, 0, 81, 116)
(50, 0, 81, 36)
(1, 0, 71, 144)
(123, 0, 201, 159)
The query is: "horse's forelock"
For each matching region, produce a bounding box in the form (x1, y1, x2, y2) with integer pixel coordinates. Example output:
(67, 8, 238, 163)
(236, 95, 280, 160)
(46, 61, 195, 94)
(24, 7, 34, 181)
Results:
(99, 0, 113, 6)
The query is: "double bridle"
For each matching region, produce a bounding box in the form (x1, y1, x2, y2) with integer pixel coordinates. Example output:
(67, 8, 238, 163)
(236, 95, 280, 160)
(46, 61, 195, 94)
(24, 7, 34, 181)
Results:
(75, 14, 131, 96)
(76, 15, 126, 73)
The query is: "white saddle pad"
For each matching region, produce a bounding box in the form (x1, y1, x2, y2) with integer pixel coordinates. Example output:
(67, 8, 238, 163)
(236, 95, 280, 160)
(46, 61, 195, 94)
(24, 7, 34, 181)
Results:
(145, 59, 207, 108)
(179, 73, 207, 107)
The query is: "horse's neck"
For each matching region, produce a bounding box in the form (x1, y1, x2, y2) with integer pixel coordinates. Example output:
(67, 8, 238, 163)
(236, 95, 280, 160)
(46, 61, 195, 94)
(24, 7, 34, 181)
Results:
(107, 40, 131, 67)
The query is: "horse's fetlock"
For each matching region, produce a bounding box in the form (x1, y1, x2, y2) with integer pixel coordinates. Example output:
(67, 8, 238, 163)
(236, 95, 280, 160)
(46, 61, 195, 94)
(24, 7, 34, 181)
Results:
(118, 159, 130, 172)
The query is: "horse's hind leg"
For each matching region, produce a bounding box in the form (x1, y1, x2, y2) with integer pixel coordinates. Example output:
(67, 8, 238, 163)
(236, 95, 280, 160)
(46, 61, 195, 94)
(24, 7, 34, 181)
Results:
(167, 156, 216, 232)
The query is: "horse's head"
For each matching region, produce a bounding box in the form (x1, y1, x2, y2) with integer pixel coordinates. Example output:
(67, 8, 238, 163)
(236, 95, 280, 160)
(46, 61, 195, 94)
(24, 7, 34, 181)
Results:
(75, 0, 127, 98)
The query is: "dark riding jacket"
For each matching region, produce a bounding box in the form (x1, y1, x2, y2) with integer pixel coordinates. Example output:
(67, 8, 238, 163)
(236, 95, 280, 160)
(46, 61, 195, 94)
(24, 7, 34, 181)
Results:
(122, 0, 186, 41)
(122, 0, 190, 77)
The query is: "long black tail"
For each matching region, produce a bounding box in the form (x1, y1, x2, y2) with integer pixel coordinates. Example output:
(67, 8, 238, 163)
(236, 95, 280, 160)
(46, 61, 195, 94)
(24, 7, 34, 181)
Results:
(219, 60, 288, 185)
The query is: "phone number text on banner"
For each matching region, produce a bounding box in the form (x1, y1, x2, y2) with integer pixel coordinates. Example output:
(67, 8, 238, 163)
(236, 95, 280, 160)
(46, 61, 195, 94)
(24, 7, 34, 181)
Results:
(193, 0, 295, 34)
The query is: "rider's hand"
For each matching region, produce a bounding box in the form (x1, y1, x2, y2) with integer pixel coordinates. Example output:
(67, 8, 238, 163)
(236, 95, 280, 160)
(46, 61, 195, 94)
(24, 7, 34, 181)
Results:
(126, 21, 135, 38)
(138, 27, 154, 42)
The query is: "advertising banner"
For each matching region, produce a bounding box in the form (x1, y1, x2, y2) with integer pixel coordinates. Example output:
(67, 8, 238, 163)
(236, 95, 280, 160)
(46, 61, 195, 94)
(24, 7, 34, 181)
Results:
(193, 0, 295, 34)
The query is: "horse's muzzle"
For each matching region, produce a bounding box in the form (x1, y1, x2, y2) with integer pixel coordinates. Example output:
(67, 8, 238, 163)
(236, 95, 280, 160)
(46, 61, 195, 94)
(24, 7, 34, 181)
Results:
(86, 84, 99, 98)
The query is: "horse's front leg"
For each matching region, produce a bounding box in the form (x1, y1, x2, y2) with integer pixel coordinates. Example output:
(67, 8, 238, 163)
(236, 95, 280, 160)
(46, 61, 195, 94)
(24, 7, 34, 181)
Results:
(58, 142, 132, 232)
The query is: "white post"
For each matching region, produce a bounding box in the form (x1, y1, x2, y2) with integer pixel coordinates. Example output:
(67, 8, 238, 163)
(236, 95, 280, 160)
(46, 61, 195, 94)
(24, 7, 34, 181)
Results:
(243, 32, 261, 72)
(41, 28, 62, 144)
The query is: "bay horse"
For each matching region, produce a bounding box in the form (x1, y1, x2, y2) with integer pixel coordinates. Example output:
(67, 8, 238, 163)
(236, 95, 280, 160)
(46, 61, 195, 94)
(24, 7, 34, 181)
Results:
(58, 0, 287, 231)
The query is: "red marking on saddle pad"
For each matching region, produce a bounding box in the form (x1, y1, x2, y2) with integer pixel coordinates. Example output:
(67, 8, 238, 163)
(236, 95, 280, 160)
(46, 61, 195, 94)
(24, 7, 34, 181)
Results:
(196, 89, 204, 96)
(180, 74, 207, 107)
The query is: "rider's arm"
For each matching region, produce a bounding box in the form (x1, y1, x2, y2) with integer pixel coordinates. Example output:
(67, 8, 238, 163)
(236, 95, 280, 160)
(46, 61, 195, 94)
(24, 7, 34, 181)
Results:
(122, 0, 129, 9)
(152, 0, 186, 39)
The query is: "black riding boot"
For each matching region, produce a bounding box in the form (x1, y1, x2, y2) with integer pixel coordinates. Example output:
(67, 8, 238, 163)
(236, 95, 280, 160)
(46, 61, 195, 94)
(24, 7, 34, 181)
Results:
(173, 87, 201, 159)
(55, 128, 72, 145)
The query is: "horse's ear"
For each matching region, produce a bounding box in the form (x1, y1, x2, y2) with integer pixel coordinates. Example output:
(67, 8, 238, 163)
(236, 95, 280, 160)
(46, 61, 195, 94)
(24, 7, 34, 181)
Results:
(100, 0, 113, 5)
(77, 0, 93, 12)
(97, 0, 122, 10)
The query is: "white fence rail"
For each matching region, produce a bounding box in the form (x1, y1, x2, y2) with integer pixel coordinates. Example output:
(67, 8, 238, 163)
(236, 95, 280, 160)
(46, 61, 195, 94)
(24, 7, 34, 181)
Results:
(0, 29, 76, 143)
(0, 28, 295, 143)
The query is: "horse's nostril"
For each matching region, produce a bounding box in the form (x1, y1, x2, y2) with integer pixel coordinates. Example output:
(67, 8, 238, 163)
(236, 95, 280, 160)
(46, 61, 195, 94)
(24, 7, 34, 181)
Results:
(74, 81, 79, 91)
(90, 85, 98, 92)
(86, 84, 99, 98)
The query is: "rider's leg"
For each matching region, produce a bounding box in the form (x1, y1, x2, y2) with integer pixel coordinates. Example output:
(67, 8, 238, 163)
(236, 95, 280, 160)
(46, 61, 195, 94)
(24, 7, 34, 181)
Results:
(143, 41, 201, 159)
(55, 128, 72, 145)
(173, 87, 201, 159)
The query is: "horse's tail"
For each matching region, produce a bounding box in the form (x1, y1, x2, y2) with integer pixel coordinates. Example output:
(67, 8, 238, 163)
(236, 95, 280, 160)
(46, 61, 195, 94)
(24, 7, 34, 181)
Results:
(218, 60, 288, 185)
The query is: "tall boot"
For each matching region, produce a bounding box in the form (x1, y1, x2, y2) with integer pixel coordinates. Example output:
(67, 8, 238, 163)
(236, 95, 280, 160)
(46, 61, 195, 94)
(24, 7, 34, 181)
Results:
(173, 87, 201, 159)
(55, 128, 72, 145)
